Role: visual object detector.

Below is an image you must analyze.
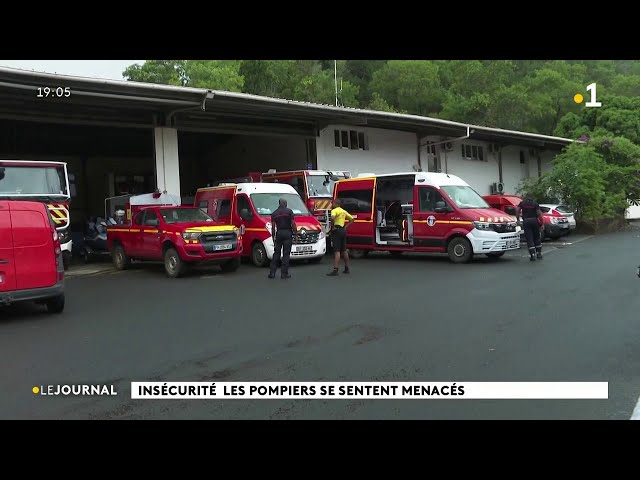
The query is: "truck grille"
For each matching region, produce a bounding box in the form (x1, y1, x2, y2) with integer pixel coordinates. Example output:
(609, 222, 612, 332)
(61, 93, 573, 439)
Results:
(293, 231, 320, 244)
(200, 231, 238, 253)
(490, 223, 517, 233)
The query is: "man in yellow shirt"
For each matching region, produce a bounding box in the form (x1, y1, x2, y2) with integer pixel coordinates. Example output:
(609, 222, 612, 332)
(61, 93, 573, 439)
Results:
(327, 199, 354, 276)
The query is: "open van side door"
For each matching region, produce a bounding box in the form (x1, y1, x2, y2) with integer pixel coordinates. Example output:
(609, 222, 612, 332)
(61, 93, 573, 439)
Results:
(333, 178, 375, 247)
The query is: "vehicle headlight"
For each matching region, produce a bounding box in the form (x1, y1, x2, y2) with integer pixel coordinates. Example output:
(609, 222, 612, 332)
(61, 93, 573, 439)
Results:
(58, 230, 70, 242)
(473, 221, 491, 230)
(550, 217, 558, 224)
(182, 232, 201, 240)
(318, 230, 325, 239)
(265, 222, 272, 233)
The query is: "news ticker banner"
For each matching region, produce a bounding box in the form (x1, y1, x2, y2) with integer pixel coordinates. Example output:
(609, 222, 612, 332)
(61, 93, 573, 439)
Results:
(130, 382, 608, 400)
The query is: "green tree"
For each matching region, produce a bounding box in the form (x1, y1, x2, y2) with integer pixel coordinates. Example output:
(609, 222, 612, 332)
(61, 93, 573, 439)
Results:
(368, 92, 399, 113)
(123, 60, 186, 86)
(343, 60, 387, 107)
(292, 69, 359, 107)
(370, 60, 444, 116)
(184, 60, 244, 91)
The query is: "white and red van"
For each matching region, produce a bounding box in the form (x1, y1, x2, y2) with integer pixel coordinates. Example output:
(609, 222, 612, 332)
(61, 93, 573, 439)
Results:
(0, 199, 65, 313)
(332, 172, 521, 263)
(194, 182, 326, 267)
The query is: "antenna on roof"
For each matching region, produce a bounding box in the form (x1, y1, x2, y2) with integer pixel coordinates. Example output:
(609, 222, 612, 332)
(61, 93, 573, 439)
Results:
(334, 60, 338, 107)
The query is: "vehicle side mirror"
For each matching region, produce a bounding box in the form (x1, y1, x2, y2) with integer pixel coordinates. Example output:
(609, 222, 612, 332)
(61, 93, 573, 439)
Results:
(434, 201, 451, 213)
(240, 208, 253, 221)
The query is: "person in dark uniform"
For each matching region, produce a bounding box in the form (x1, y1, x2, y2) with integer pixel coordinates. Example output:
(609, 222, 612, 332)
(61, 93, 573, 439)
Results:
(268, 198, 297, 279)
(516, 196, 544, 261)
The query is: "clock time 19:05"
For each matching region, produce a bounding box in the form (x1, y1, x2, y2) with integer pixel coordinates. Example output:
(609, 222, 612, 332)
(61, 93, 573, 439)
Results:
(37, 87, 71, 98)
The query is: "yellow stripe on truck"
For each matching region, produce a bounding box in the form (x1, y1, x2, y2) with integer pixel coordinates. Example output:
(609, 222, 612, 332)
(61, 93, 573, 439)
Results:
(184, 225, 236, 233)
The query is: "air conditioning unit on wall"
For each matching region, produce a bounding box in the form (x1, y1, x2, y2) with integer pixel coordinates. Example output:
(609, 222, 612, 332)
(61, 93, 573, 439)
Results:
(490, 182, 505, 194)
(444, 142, 454, 151)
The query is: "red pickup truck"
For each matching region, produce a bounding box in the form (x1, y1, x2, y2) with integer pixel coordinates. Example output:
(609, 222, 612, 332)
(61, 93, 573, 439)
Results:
(106, 205, 242, 278)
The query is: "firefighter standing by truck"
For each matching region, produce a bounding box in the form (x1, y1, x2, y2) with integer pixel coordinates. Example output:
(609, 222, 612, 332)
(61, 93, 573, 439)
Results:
(268, 198, 297, 279)
(327, 198, 354, 276)
(516, 196, 544, 261)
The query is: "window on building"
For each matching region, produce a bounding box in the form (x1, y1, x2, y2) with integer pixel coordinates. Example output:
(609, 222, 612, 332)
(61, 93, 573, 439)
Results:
(520, 151, 526, 164)
(423, 141, 437, 155)
(336, 189, 372, 213)
(461, 143, 485, 161)
(334, 129, 369, 150)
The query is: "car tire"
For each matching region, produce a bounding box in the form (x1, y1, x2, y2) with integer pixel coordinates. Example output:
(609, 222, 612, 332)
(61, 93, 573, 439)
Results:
(251, 242, 269, 268)
(164, 247, 186, 278)
(447, 237, 473, 263)
(46, 294, 65, 314)
(220, 257, 241, 272)
(112, 244, 130, 270)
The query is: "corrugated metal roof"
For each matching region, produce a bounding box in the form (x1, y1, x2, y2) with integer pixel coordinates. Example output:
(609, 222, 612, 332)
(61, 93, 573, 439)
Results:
(0, 66, 574, 147)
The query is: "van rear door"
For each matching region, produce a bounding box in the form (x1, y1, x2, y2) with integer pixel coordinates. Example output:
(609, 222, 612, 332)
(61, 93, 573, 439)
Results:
(10, 201, 57, 290)
(0, 201, 17, 291)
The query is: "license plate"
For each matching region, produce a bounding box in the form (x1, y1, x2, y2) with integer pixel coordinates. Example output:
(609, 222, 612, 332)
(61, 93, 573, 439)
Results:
(296, 245, 313, 252)
(214, 244, 232, 251)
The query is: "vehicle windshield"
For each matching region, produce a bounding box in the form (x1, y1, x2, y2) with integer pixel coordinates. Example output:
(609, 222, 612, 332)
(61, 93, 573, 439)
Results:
(307, 174, 347, 197)
(441, 185, 490, 209)
(0, 166, 68, 196)
(160, 208, 213, 224)
(251, 193, 310, 216)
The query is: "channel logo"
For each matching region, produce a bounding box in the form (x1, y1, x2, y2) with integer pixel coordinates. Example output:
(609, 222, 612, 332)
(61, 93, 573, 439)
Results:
(32, 385, 118, 396)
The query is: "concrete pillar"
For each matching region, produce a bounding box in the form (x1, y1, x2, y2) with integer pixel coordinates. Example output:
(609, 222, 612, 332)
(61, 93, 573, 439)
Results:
(154, 127, 181, 199)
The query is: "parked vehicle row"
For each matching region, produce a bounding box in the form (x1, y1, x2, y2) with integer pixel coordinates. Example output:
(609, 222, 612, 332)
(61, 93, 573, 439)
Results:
(482, 194, 575, 240)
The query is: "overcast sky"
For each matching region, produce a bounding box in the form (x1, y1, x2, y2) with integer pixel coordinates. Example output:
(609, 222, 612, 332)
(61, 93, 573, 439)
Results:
(0, 60, 145, 80)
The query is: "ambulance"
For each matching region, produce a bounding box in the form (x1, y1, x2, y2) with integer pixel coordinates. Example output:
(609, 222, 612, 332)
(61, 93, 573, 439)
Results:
(210, 169, 351, 235)
(194, 182, 326, 267)
(260, 170, 351, 234)
(332, 172, 521, 263)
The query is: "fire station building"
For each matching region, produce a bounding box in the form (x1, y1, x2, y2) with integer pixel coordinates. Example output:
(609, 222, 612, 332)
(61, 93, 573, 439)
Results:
(1, 66, 635, 228)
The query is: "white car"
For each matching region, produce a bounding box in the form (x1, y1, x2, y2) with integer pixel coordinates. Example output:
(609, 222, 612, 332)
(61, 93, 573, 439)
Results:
(540, 204, 576, 231)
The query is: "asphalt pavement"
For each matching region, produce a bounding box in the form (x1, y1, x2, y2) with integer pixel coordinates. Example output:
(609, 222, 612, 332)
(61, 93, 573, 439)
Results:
(2, 229, 640, 420)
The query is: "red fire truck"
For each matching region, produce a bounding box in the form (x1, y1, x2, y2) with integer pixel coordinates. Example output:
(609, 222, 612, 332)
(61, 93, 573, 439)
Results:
(106, 192, 243, 277)
(213, 170, 351, 235)
(0, 160, 73, 269)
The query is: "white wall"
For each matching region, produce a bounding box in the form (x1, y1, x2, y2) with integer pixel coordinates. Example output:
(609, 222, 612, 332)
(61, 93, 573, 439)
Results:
(438, 141, 500, 195)
(203, 135, 307, 180)
(154, 127, 181, 199)
(316, 125, 418, 176)
(500, 146, 529, 195)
